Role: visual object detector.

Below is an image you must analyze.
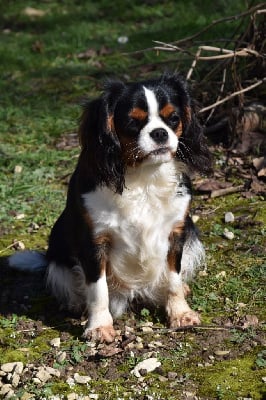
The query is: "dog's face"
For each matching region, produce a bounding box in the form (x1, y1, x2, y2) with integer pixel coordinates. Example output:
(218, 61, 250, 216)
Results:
(79, 73, 212, 193)
(113, 84, 184, 166)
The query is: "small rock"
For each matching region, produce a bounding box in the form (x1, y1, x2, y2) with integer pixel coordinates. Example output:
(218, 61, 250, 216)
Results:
(14, 165, 23, 174)
(158, 375, 168, 382)
(56, 351, 67, 363)
(214, 350, 230, 356)
(216, 270, 226, 278)
(11, 372, 21, 387)
(67, 394, 79, 400)
(262, 377, 266, 383)
(224, 212, 235, 223)
(191, 215, 199, 223)
(141, 326, 153, 333)
(45, 366, 60, 377)
(13, 240, 26, 250)
(35, 367, 51, 383)
(21, 393, 35, 400)
(73, 373, 91, 384)
(66, 377, 75, 388)
(32, 377, 41, 384)
(168, 371, 178, 380)
(89, 395, 99, 399)
(29, 222, 40, 231)
(15, 213, 25, 220)
(117, 36, 128, 44)
(0, 384, 13, 397)
(223, 228, 234, 240)
(50, 337, 61, 348)
(131, 357, 161, 378)
(1, 362, 24, 374)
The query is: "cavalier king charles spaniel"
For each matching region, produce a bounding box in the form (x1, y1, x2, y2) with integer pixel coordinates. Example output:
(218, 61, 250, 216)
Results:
(9, 73, 212, 342)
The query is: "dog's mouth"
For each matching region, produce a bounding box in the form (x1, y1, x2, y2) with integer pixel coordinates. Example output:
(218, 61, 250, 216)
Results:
(149, 147, 171, 156)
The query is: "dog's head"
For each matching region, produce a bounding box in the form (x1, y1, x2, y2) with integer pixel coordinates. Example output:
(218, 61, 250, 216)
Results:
(79, 73, 212, 193)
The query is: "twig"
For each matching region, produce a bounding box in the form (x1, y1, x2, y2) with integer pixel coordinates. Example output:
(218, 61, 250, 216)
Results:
(210, 185, 244, 198)
(0, 242, 18, 255)
(171, 3, 266, 46)
(205, 68, 227, 125)
(137, 324, 252, 334)
(199, 78, 265, 113)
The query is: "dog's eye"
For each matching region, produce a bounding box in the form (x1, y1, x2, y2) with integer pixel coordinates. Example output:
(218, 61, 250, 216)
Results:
(128, 117, 145, 128)
(168, 112, 180, 125)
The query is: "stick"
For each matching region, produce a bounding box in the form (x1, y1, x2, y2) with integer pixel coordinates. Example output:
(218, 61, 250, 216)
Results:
(199, 78, 265, 113)
(210, 185, 244, 198)
(171, 3, 266, 46)
(137, 324, 252, 334)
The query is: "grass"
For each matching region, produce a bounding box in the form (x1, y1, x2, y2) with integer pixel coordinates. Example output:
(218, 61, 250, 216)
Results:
(1, 1, 265, 399)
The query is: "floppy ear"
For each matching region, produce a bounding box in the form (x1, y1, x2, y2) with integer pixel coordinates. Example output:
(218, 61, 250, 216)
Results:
(161, 73, 212, 174)
(177, 104, 212, 174)
(78, 81, 126, 194)
(179, 103, 213, 175)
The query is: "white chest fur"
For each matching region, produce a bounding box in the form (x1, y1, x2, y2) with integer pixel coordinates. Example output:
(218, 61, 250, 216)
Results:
(82, 161, 190, 290)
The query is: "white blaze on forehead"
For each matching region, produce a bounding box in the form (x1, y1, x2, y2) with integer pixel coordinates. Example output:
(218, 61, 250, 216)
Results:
(138, 85, 178, 160)
(143, 86, 159, 117)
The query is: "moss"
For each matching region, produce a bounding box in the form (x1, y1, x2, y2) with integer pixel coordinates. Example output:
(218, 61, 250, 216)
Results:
(191, 356, 266, 399)
(0, 324, 60, 364)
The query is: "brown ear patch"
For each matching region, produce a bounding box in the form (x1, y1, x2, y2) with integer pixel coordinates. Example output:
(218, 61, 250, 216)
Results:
(129, 107, 148, 121)
(160, 103, 176, 119)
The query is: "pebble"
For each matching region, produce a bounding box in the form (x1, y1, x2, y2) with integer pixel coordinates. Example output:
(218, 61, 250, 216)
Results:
(262, 377, 266, 383)
(1, 362, 24, 375)
(223, 228, 234, 240)
(214, 350, 230, 356)
(35, 368, 51, 383)
(45, 366, 60, 377)
(141, 326, 154, 333)
(14, 165, 23, 174)
(0, 384, 14, 398)
(191, 215, 199, 223)
(66, 377, 75, 388)
(67, 394, 79, 400)
(131, 357, 161, 378)
(50, 337, 61, 348)
(56, 351, 67, 363)
(168, 371, 178, 380)
(73, 372, 91, 384)
(224, 211, 235, 223)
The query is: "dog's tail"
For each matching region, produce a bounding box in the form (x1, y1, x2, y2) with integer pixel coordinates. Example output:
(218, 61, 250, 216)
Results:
(8, 251, 48, 273)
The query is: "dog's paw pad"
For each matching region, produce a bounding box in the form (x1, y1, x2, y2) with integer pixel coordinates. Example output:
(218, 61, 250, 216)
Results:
(83, 325, 116, 343)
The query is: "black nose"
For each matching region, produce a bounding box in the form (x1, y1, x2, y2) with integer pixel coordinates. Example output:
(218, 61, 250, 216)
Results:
(150, 128, 168, 144)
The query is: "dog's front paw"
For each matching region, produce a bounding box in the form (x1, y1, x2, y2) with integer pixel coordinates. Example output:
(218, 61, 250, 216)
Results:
(83, 325, 116, 343)
(169, 310, 200, 328)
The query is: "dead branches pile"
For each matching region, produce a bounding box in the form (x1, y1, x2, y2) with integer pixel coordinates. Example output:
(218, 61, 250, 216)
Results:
(152, 3, 266, 153)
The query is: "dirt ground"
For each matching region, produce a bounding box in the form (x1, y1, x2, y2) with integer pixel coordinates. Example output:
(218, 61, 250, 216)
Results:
(0, 253, 265, 400)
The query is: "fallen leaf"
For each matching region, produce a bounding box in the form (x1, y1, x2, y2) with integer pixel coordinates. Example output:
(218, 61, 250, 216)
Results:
(98, 345, 123, 357)
(242, 315, 259, 329)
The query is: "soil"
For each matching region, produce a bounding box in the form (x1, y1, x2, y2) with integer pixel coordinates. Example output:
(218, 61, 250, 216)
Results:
(0, 256, 265, 400)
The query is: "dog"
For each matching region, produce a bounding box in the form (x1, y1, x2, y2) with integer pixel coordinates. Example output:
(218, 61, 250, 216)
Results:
(9, 73, 212, 342)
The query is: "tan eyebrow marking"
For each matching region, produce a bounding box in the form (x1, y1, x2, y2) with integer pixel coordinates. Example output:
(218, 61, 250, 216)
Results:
(160, 103, 176, 118)
(129, 107, 148, 120)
